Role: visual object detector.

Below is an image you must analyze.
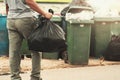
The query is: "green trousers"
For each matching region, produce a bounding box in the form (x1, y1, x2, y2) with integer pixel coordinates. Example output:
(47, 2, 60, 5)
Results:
(7, 17, 41, 80)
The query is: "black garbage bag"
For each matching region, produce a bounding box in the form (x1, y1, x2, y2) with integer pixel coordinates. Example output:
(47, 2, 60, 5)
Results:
(104, 35, 120, 61)
(28, 17, 67, 52)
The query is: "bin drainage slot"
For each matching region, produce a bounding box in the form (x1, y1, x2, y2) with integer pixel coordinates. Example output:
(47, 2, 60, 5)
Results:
(102, 22, 106, 25)
(80, 24, 84, 27)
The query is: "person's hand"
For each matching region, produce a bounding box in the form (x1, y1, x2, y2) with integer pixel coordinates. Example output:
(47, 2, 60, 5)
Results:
(44, 12, 52, 19)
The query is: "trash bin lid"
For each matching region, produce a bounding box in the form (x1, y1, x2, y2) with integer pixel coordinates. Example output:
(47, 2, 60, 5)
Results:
(94, 17, 120, 22)
(67, 6, 93, 13)
(67, 19, 94, 24)
(69, 6, 93, 10)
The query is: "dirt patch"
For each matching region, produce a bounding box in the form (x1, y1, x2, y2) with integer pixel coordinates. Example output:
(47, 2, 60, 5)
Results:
(0, 56, 120, 75)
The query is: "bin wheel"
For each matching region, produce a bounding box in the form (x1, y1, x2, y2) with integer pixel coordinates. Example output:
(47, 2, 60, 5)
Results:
(60, 51, 68, 63)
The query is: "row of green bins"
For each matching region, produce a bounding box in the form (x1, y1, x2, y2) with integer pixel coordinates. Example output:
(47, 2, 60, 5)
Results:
(93, 18, 112, 58)
(92, 17, 119, 58)
(67, 19, 94, 65)
(42, 16, 62, 59)
(0, 16, 9, 56)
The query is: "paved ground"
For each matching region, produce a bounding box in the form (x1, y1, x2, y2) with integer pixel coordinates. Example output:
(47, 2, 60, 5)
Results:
(0, 56, 120, 74)
(0, 65, 120, 80)
(0, 56, 120, 80)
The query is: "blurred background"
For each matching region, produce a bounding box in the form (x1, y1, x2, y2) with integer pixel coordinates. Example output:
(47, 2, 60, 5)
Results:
(0, 0, 120, 16)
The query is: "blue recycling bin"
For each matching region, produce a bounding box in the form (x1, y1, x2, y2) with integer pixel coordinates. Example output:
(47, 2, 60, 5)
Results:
(0, 16, 9, 56)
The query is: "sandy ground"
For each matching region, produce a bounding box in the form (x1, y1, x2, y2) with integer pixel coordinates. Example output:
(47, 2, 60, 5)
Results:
(0, 56, 120, 75)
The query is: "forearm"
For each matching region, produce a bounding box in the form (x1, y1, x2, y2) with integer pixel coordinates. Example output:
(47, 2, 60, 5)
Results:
(6, 4, 9, 15)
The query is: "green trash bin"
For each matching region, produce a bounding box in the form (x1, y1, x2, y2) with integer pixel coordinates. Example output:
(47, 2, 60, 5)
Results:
(67, 19, 94, 65)
(51, 15, 62, 26)
(42, 16, 62, 60)
(111, 17, 120, 35)
(93, 17, 115, 58)
(21, 39, 31, 58)
(42, 52, 59, 59)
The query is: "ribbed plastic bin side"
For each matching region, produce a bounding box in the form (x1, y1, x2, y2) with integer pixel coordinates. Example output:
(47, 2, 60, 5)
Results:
(93, 18, 114, 58)
(0, 16, 9, 56)
(67, 20, 94, 65)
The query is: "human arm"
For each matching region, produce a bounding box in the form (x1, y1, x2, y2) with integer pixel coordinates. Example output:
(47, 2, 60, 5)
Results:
(5, 4, 9, 15)
(4, 0, 9, 15)
(25, 0, 52, 19)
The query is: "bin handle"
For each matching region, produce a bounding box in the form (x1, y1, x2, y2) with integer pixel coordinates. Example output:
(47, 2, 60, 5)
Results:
(115, 21, 118, 24)
(102, 22, 106, 25)
(80, 24, 84, 27)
